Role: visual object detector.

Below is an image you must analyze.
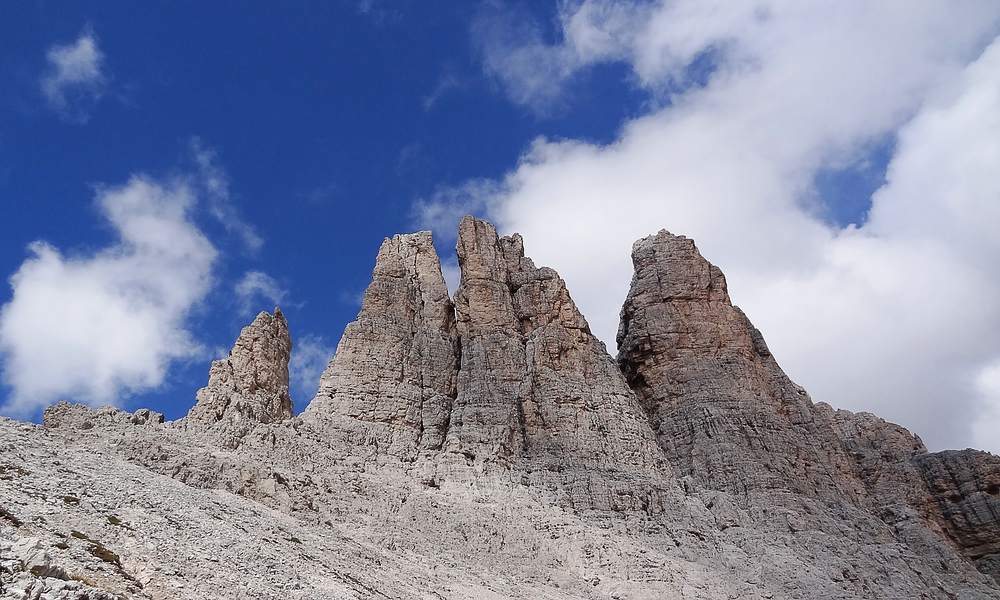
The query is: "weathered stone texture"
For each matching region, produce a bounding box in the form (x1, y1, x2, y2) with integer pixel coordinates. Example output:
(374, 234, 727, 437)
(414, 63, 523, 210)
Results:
(186, 308, 293, 445)
(614, 229, 1000, 588)
(445, 218, 672, 498)
(914, 449, 1000, 576)
(303, 231, 459, 456)
(616, 231, 863, 507)
(5, 219, 1000, 598)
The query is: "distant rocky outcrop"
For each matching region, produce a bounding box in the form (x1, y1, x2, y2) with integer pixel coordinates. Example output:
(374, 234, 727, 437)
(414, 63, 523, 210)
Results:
(3, 218, 1000, 599)
(43, 403, 163, 430)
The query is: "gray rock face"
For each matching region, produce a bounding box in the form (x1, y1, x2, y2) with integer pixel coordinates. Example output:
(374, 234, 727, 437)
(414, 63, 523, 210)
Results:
(616, 231, 863, 508)
(299, 220, 673, 510)
(614, 229, 1000, 592)
(186, 308, 293, 446)
(444, 217, 673, 507)
(913, 449, 1000, 577)
(827, 407, 937, 532)
(303, 231, 459, 456)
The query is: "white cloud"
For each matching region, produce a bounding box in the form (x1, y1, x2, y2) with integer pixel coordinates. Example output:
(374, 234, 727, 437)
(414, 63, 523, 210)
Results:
(472, 3, 592, 114)
(0, 176, 217, 417)
(412, 179, 502, 244)
(423, 1, 1000, 452)
(40, 32, 109, 123)
(973, 361, 1000, 452)
(191, 139, 264, 252)
(235, 271, 288, 317)
(288, 334, 335, 409)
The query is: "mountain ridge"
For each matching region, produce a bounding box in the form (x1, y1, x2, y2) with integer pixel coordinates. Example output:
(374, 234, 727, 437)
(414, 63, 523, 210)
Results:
(1, 216, 998, 599)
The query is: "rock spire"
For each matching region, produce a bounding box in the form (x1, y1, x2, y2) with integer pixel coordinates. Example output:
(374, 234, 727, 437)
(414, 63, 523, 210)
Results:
(303, 218, 673, 509)
(616, 231, 863, 505)
(187, 308, 293, 445)
(615, 229, 1000, 579)
(303, 231, 459, 456)
(445, 217, 668, 481)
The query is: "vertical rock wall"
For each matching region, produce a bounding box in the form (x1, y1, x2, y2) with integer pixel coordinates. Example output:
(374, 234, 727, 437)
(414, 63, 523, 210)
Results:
(303, 231, 459, 456)
(443, 218, 528, 460)
(445, 217, 669, 483)
(913, 449, 1000, 578)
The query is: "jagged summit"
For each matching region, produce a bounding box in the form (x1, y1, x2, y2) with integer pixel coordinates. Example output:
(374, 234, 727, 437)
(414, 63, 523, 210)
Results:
(3, 218, 1000, 599)
(617, 230, 865, 502)
(186, 307, 293, 446)
(303, 230, 459, 455)
(446, 217, 672, 491)
(303, 218, 673, 507)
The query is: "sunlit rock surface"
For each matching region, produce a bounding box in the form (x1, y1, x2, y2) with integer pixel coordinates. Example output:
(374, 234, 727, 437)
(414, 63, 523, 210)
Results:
(1, 219, 998, 599)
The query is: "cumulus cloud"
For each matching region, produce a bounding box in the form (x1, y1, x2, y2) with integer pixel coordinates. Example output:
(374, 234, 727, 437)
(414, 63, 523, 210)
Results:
(288, 334, 335, 409)
(40, 32, 110, 123)
(235, 271, 288, 317)
(0, 177, 217, 417)
(422, 1, 1000, 452)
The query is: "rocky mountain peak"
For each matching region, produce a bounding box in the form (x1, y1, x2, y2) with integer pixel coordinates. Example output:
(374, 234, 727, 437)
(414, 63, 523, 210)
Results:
(302, 230, 459, 456)
(617, 230, 869, 504)
(186, 308, 293, 445)
(445, 217, 670, 497)
(3, 218, 1000, 598)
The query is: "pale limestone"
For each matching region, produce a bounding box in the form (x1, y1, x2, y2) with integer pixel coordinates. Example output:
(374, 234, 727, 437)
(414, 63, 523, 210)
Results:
(186, 308, 293, 447)
(1, 220, 999, 600)
(303, 230, 458, 457)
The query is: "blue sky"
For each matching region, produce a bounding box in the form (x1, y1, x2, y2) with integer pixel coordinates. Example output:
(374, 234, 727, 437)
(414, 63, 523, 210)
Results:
(2, 2, 1000, 454)
(0, 2, 642, 419)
